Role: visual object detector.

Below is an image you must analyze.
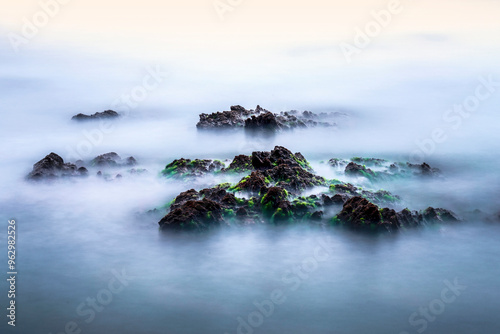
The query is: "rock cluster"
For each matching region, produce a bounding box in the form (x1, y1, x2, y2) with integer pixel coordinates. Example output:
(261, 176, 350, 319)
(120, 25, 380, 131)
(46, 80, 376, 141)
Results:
(72, 110, 120, 121)
(158, 146, 459, 232)
(196, 105, 344, 130)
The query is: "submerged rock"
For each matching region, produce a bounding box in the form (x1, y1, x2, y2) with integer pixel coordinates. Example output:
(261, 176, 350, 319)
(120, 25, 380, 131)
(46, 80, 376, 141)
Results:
(334, 196, 459, 231)
(72, 110, 119, 121)
(159, 198, 226, 231)
(91, 152, 137, 167)
(222, 155, 253, 173)
(196, 105, 342, 131)
(27, 153, 88, 180)
(161, 158, 225, 178)
(245, 112, 280, 131)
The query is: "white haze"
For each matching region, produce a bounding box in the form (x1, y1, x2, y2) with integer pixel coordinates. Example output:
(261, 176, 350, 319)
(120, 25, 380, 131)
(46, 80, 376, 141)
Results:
(1, 10, 500, 334)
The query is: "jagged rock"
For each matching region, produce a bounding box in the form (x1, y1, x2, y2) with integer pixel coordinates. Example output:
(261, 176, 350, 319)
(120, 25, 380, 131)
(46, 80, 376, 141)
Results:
(245, 112, 280, 131)
(351, 157, 387, 167)
(327, 158, 348, 167)
(27, 153, 88, 180)
(91, 152, 137, 167)
(159, 199, 226, 231)
(345, 162, 376, 178)
(406, 162, 440, 176)
(337, 197, 388, 229)
(197, 105, 342, 131)
(234, 171, 268, 193)
(161, 158, 224, 178)
(170, 189, 200, 210)
(223, 155, 253, 173)
(335, 196, 460, 231)
(72, 110, 119, 121)
(422, 207, 460, 223)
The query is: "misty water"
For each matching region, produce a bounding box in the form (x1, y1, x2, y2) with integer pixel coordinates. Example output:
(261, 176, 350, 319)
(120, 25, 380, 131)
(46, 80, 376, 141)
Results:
(2, 30, 500, 334)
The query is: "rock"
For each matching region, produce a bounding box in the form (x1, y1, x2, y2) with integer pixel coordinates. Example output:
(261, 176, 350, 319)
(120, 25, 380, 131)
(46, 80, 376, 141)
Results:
(223, 155, 253, 173)
(351, 157, 387, 167)
(72, 110, 119, 121)
(422, 207, 460, 223)
(197, 105, 342, 131)
(337, 197, 386, 228)
(233, 171, 268, 193)
(170, 189, 200, 210)
(406, 162, 440, 176)
(161, 158, 224, 178)
(335, 197, 460, 231)
(27, 153, 87, 180)
(91, 152, 137, 168)
(244, 112, 280, 131)
(159, 199, 226, 231)
(251, 151, 273, 170)
(345, 162, 376, 179)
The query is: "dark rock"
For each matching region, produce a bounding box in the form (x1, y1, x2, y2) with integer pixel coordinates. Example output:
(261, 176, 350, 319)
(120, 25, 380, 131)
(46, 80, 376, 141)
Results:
(72, 110, 119, 121)
(322, 194, 345, 206)
(236, 207, 249, 217)
(422, 207, 460, 223)
(161, 158, 224, 178)
(406, 162, 440, 176)
(311, 211, 324, 221)
(263, 164, 324, 192)
(345, 162, 375, 179)
(170, 189, 200, 210)
(251, 151, 273, 170)
(91, 152, 137, 168)
(245, 112, 280, 131)
(337, 197, 384, 227)
(91, 152, 121, 167)
(159, 199, 225, 231)
(223, 155, 253, 173)
(351, 157, 387, 167)
(197, 105, 342, 131)
(27, 153, 87, 180)
(235, 171, 268, 193)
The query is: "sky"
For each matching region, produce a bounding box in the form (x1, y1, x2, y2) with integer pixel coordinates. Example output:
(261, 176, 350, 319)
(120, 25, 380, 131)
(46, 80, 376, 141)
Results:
(1, 0, 500, 61)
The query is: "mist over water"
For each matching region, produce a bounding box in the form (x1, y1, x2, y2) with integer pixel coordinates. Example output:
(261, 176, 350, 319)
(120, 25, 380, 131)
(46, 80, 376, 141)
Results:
(2, 7, 500, 333)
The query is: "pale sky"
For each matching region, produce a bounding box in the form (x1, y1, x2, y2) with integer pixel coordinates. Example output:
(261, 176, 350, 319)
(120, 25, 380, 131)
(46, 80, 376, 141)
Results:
(1, 0, 499, 59)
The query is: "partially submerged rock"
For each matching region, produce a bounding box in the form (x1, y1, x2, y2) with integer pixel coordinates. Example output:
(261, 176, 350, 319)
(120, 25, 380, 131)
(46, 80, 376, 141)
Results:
(334, 196, 459, 231)
(157, 146, 459, 233)
(161, 158, 225, 178)
(197, 105, 343, 131)
(91, 152, 137, 167)
(328, 157, 442, 182)
(27, 153, 88, 180)
(72, 110, 119, 121)
(222, 155, 253, 173)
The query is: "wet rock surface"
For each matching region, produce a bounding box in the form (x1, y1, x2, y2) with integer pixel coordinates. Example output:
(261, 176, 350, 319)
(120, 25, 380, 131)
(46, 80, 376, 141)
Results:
(334, 196, 459, 231)
(27, 153, 88, 180)
(161, 158, 225, 178)
(326, 156, 442, 182)
(27, 152, 143, 181)
(157, 145, 459, 232)
(71, 110, 119, 121)
(91, 152, 137, 167)
(196, 105, 346, 130)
